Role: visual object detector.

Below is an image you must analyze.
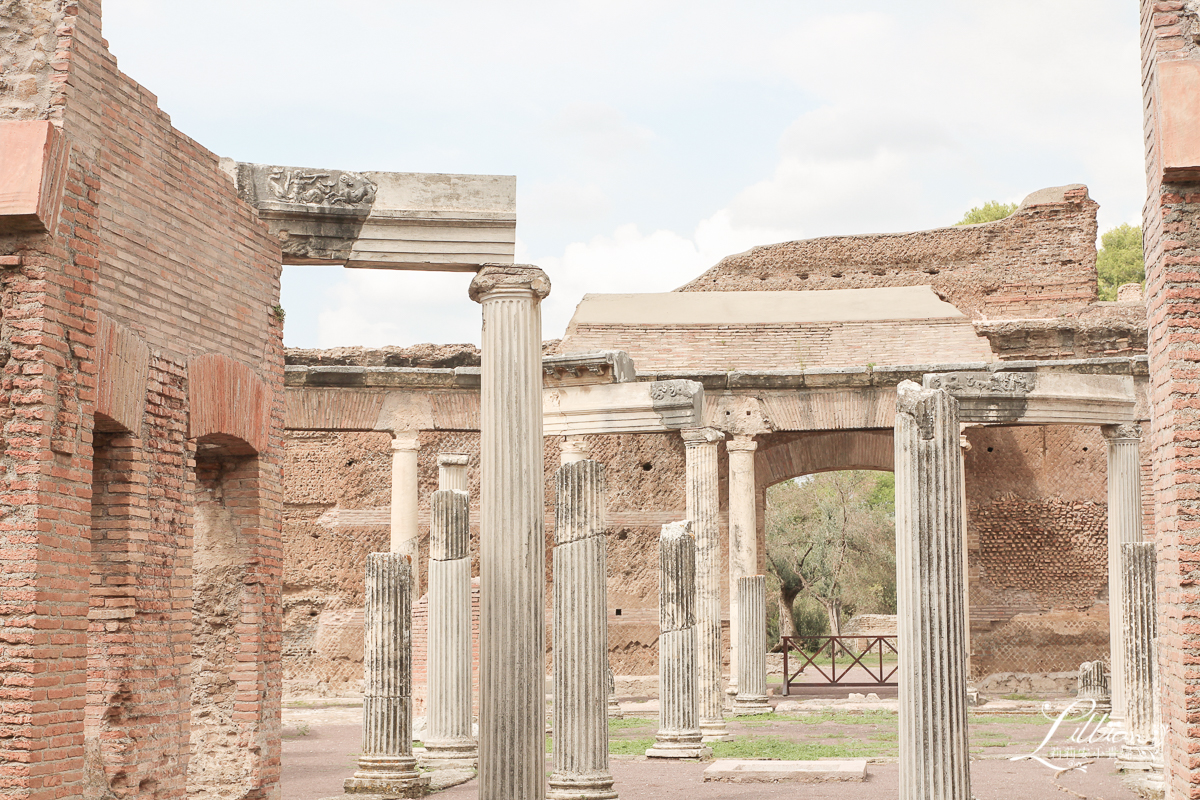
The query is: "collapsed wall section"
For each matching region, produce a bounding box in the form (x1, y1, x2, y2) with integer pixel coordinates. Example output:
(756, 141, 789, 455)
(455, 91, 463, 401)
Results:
(677, 185, 1099, 320)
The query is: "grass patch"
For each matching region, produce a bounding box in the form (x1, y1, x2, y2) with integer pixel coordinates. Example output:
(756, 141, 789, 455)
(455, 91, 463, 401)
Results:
(709, 736, 889, 760)
(788, 710, 898, 726)
(608, 716, 655, 732)
(609, 737, 655, 756)
(970, 714, 1052, 725)
(1000, 693, 1042, 702)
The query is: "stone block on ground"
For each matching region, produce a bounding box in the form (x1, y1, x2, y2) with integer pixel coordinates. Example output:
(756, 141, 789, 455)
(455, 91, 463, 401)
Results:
(702, 759, 868, 783)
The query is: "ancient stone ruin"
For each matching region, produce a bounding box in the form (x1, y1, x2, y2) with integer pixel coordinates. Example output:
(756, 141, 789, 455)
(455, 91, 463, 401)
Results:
(1, 0, 1197, 798)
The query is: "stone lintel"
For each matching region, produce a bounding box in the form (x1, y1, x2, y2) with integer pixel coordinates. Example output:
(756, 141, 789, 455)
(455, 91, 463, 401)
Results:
(922, 371, 1137, 425)
(543, 350, 636, 386)
(468, 264, 551, 302)
(229, 161, 516, 270)
(0, 120, 70, 234)
(544, 380, 704, 436)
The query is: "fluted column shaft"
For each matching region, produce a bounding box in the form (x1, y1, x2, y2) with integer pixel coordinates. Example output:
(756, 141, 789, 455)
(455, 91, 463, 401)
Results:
(682, 427, 730, 741)
(438, 453, 470, 494)
(346, 553, 427, 795)
(470, 266, 550, 800)
(733, 576, 769, 715)
(1118, 541, 1159, 769)
(550, 460, 617, 800)
(647, 521, 704, 759)
(894, 381, 971, 800)
(391, 433, 421, 597)
(1103, 424, 1144, 724)
(423, 489, 476, 767)
(726, 436, 758, 692)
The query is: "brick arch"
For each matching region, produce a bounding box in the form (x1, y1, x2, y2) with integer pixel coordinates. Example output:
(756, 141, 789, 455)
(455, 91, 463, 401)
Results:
(188, 353, 270, 454)
(756, 428, 893, 488)
(95, 313, 150, 434)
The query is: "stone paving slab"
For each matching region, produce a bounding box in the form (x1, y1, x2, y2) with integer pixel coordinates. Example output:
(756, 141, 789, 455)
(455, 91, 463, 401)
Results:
(703, 759, 868, 783)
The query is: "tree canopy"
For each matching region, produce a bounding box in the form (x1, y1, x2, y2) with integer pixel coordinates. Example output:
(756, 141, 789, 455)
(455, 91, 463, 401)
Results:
(765, 470, 896, 643)
(954, 201, 1017, 226)
(1096, 223, 1144, 301)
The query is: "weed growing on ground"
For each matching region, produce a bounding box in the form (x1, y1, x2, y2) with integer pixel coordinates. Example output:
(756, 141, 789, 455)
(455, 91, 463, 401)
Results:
(608, 737, 656, 756)
(608, 716, 655, 732)
(709, 736, 888, 760)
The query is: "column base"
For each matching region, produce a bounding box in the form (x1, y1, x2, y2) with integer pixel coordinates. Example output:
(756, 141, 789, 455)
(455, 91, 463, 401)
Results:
(1117, 744, 1159, 772)
(607, 698, 624, 719)
(547, 772, 619, 800)
(345, 755, 429, 796)
(646, 735, 709, 759)
(700, 719, 734, 742)
(418, 738, 478, 769)
(731, 695, 771, 716)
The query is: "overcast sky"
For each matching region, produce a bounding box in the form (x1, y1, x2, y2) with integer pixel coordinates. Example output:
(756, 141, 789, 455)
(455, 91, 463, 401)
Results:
(102, 1, 1145, 348)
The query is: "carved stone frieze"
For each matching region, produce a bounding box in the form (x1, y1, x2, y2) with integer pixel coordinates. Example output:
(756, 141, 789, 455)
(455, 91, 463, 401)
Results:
(1101, 423, 1143, 441)
(266, 167, 378, 207)
(924, 372, 1035, 396)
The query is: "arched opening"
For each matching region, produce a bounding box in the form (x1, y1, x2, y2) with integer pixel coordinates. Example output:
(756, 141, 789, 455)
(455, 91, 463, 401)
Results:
(765, 469, 896, 646)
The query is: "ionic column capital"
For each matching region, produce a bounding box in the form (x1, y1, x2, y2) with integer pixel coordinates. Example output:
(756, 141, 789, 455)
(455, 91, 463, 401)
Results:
(681, 427, 725, 447)
(1101, 423, 1143, 442)
(726, 435, 758, 453)
(469, 264, 551, 304)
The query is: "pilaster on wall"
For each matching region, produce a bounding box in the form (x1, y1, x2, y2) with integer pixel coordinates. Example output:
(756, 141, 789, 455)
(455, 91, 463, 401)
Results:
(1140, 1, 1200, 797)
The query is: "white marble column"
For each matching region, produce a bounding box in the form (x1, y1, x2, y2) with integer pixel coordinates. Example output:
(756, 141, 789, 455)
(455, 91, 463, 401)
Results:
(345, 553, 429, 797)
(438, 452, 470, 493)
(1102, 423, 1144, 725)
(682, 427, 731, 741)
(647, 521, 705, 759)
(422, 488, 477, 768)
(726, 435, 757, 695)
(1118, 541, 1159, 771)
(470, 265, 551, 800)
(391, 431, 421, 598)
(550, 459, 617, 800)
(894, 381, 971, 800)
(733, 576, 770, 715)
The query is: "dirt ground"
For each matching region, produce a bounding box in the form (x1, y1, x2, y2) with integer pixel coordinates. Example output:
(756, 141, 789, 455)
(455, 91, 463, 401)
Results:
(284, 695, 1139, 800)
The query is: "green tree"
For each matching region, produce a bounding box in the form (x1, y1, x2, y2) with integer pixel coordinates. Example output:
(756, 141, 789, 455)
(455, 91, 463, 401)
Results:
(954, 200, 1018, 226)
(765, 471, 896, 644)
(1096, 223, 1144, 301)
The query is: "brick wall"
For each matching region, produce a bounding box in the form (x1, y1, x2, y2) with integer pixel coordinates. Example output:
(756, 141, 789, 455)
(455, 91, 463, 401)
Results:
(0, 2, 286, 798)
(678, 185, 1099, 321)
(1140, 1, 1200, 796)
(562, 318, 995, 373)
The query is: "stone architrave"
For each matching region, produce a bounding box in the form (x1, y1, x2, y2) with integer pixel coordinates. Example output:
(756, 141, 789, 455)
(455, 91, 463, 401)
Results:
(725, 435, 758, 695)
(549, 459, 618, 800)
(438, 453, 470, 493)
(733, 576, 770, 715)
(1118, 541, 1159, 771)
(421, 489, 477, 769)
(1102, 423, 1144, 725)
(469, 265, 551, 800)
(647, 521, 706, 759)
(894, 381, 971, 800)
(681, 427, 732, 742)
(345, 553, 429, 796)
(391, 432, 421, 597)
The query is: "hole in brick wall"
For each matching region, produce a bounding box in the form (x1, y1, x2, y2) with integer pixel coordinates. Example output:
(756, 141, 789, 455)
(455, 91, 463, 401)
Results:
(1082, 447, 1088, 452)
(831, 272, 843, 278)
(987, 447, 994, 452)
(799, 273, 809, 280)
(617, 531, 628, 540)
(641, 462, 653, 471)
(615, 609, 622, 616)
(345, 459, 356, 467)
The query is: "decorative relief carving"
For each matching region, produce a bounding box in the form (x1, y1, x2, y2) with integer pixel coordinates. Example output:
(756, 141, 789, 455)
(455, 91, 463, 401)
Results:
(925, 372, 1034, 396)
(650, 381, 699, 404)
(266, 167, 377, 207)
